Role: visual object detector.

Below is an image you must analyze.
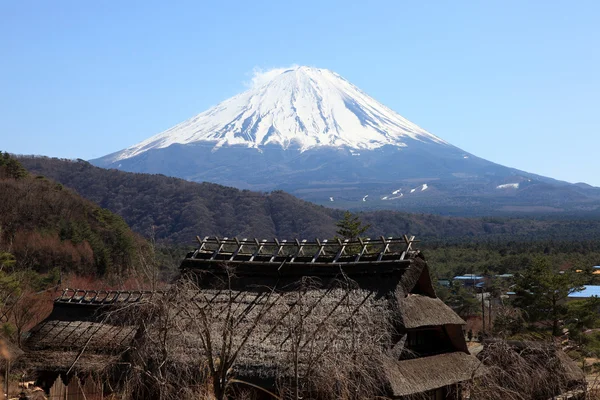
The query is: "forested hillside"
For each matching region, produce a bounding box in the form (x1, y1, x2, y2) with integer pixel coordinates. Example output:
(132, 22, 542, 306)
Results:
(18, 156, 600, 245)
(0, 153, 145, 276)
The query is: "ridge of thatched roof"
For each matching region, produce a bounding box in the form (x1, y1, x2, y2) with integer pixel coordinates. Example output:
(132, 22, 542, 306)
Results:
(398, 294, 465, 329)
(181, 236, 421, 274)
(56, 288, 155, 306)
(384, 351, 484, 397)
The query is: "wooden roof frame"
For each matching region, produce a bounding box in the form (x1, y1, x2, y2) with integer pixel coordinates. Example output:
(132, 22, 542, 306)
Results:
(186, 235, 419, 266)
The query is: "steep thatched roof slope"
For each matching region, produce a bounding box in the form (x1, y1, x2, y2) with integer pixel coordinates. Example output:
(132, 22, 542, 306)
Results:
(155, 285, 392, 381)
(26, 320, 136, 352)
(16, 351, 121, 374)
(399, 294, 465, 329)
(385, 352, 484, 397)
(16, 290, 141, 375)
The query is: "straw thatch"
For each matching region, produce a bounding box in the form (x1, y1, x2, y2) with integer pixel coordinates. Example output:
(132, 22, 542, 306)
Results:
(26, 320, 136, 352)
(384, 352, 484, 397)
(398, 294, 465, 329)
(16, 351, 121, 373)
(149, 285, 392, 380)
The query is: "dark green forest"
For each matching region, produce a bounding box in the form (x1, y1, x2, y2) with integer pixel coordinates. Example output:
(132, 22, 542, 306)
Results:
(18, 156, 600, 244)
(15, 155, 600, 279)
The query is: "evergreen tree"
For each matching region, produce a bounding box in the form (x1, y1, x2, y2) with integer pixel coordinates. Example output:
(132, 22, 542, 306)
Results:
(513, 257, 586, 336)
(0, 252, 16, 271)
(335, 211, 370, 240)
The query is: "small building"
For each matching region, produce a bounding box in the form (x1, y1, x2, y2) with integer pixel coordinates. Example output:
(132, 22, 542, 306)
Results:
(15, 289, 152, 398)
(568, 285, 600, 300)
(453, 274, 485, 288)
(438, 279, 451, 288)
(18, 236, 483, 399)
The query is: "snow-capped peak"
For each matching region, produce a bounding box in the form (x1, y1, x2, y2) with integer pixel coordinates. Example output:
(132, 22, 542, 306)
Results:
(112, 66, 447, 162)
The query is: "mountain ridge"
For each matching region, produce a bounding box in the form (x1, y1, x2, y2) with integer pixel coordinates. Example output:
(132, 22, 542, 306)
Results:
(18, 156, 600, 246)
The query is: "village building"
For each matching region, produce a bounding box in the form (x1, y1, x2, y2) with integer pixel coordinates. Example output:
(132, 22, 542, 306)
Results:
(568, 285, 600, 301)
(452, 274, 485, 288)
(16, 236, 483, 399)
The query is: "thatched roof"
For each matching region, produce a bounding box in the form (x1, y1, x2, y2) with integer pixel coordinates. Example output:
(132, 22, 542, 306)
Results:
(19, 235, 480, 397)
(187, 236, 418, 266)
(398, 294, 465, 329)
(25, 320, 136, 353)
(16, 297, 137, 374)
(15, 351, 121, 373)
(181, 237, 422, 291)
(165, 286, 391, 379)
(384, 352, 484, 397)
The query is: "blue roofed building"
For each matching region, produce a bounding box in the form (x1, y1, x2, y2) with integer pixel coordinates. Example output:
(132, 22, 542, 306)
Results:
(567, 285, 600, 300)
(453, 274, 485, 288)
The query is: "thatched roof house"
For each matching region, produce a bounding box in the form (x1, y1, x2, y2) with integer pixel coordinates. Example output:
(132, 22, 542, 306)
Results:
(16, 290, 153, 392)
(175, 236, 483, 398)
(19, 236, 483, 399)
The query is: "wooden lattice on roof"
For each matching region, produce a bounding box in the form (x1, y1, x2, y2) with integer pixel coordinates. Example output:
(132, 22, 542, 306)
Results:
(56, 289, 155, 306)
(188, 235, 419, 265)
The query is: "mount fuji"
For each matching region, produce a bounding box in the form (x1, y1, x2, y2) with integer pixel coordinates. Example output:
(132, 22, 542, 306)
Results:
(91, 66, 600, 215)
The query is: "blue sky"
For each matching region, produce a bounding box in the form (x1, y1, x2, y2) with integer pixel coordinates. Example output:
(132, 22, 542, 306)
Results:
(1, 1, 599, 185)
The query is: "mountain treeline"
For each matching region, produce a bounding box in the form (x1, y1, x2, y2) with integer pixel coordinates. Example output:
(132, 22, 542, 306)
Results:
(0, 153, 146, 276)
(17, 156, 600, 246)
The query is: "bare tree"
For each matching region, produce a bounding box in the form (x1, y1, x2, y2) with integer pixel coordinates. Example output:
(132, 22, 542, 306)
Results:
(276, 275, 391, 400)
(116, 268, 393, 400)
(11, 290, 53, 347)
(177, 268, 282, 400)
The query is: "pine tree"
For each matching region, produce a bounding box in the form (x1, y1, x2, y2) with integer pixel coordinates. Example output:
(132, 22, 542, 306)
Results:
(513, 257, 585, 336)
(335, 211, 370, 240)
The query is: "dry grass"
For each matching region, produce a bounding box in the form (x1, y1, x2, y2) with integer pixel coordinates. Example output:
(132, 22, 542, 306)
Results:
(470, 340, 586, 400)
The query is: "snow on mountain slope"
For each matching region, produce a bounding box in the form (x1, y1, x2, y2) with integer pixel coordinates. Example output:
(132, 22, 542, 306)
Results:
(110, 66, 447, 162)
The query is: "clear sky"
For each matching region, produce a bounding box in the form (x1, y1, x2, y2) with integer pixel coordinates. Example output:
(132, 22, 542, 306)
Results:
(1, 1, 599, 185)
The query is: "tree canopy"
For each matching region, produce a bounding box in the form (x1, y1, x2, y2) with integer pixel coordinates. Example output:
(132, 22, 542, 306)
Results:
(513, 257, 586, 336)
(335, 211, 370, 240)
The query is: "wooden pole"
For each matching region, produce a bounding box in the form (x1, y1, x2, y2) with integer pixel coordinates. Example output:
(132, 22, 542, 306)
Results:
(4, 360, 9, 399)
(481, 290, 486, 334)
(489, 291, 493, 331)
